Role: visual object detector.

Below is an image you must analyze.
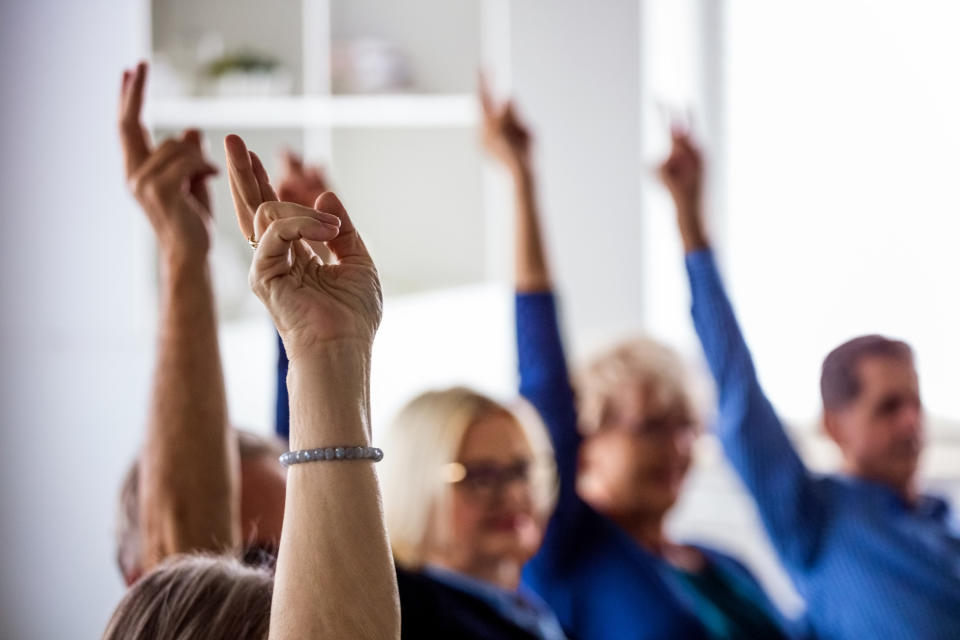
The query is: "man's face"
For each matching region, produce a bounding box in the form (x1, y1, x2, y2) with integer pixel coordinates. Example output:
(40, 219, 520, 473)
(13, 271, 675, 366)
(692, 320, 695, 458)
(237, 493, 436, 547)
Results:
(827, 356, 924, 491)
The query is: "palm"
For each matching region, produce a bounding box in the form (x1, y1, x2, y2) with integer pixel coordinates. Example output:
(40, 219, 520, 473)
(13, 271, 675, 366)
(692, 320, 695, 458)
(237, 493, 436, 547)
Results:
(479, 78, 532, 169)
(660, 141, 702, 203)
(482, 112, 531, 167)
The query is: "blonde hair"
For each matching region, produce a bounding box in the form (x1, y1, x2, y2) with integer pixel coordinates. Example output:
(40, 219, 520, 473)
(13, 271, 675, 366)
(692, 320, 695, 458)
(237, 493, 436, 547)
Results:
(102, 555, 272, 640)
(116, 429, 286, 581)
(576, 337, 703, 435)
(382, 387, 556, 569)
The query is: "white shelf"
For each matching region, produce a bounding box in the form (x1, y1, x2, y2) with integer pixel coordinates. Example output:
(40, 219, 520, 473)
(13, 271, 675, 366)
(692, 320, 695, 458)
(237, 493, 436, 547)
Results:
(145, 94, 479, 129)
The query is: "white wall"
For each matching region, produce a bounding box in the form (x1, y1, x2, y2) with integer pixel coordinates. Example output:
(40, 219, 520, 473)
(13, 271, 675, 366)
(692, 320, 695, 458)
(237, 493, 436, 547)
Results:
(509, 0, 645, 361)
(0, 1, 152, 638)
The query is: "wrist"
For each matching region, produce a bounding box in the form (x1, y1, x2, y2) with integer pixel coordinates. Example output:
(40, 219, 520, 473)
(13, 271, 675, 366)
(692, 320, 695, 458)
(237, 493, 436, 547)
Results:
(161, 245, 209, 273)
(674, 200, 709, 252)
(161, 255, 212, 292)
(285, 342, 373, 449)
(511, 158, 534, 183)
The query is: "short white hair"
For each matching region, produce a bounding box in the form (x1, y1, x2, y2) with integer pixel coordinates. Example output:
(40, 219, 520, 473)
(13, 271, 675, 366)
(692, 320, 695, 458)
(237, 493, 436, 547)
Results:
(576, 336, 707, 435)
(381, 387, 556, 569)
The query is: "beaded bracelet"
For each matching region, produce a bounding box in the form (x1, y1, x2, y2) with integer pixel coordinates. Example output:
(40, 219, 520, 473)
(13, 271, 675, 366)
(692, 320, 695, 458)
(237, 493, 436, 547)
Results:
(280, 446, 384, 467)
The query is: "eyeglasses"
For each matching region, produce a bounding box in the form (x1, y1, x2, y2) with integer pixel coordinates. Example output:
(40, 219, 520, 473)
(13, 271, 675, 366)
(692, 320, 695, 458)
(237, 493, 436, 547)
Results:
(442, 459, 536, 499)
(594, 414, 697, 441)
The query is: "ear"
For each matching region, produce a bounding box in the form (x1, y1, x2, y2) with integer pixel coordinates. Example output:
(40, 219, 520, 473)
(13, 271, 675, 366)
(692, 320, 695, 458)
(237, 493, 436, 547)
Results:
(822, 408, 844, 448)
(123, 566, 143, 587)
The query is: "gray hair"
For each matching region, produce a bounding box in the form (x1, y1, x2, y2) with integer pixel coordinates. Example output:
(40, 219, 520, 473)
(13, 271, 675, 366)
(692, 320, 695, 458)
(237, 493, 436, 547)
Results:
(576, 336, 703, 435)
(102, 554, 272, 640)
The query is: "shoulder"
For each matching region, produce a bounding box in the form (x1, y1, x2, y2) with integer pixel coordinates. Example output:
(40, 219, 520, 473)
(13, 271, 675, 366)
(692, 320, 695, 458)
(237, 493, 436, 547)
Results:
(397, 568, 544, 640)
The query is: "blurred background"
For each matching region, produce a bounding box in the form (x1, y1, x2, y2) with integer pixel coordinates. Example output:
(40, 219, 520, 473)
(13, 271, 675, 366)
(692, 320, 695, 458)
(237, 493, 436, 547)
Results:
(2, 0, 959, 637)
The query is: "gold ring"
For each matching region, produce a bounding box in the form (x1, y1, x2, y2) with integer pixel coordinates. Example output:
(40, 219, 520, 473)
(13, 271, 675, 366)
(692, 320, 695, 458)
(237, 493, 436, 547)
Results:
(248, 234, 259, 250)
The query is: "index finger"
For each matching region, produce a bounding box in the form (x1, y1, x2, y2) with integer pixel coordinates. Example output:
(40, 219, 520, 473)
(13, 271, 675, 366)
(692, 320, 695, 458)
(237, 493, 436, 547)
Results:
(118, 62, 151, 178)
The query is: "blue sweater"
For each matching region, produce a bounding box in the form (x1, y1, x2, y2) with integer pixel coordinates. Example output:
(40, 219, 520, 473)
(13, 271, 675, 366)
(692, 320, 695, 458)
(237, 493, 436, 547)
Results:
(516, 291, 798, 640)
(686, 249, 960, 640)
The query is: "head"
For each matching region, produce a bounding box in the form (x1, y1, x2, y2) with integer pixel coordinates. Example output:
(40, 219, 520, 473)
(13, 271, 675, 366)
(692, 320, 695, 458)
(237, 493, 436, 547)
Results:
(575, 338, 700, 524)
(821, 335, 923, 493)
(382, 387, 555, 583)
(102, 555, 272, 640)
(116, 430, 287, 585)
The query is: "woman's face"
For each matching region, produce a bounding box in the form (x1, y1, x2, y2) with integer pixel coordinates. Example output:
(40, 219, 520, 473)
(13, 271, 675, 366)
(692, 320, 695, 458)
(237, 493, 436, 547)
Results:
(577, 380, 696, 521)
(435, 412, 543, 574)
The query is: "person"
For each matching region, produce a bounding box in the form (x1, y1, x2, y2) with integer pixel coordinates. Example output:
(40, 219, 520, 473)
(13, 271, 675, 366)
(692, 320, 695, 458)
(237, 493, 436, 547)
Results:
(382, 387, 567, 639)
(479, 81, 799, 639)
(116, 431, 286, 584)
(271, 139, 569, 640)
(103, 129, 400, 639)
(114, 61, 286, 585)
(664, 127, 960, 639)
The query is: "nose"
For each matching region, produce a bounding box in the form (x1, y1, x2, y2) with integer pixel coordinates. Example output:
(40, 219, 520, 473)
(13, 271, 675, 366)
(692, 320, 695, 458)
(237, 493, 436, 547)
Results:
(671, 425, 695, 458)
(493, 476, 533, 510)
(898, 402, 923, 437)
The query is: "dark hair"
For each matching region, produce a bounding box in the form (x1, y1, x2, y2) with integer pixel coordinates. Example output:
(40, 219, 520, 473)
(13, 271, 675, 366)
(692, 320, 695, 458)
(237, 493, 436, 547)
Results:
(102, 555, 272, 640)
(820, 335, 914, 410)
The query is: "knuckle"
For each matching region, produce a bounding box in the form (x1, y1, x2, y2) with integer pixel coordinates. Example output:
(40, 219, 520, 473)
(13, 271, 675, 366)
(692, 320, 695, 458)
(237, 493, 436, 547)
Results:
(254, 202, 278, 232)
(255, 201, 276, 220)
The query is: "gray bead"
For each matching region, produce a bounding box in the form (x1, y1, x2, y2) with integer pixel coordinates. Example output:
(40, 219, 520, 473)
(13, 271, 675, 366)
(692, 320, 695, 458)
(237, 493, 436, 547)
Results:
(335, 447, 345, 459)
(344, 447, 356, 459)
(354, 447, 365, 458)
(303, 451, 311, 460)
(324, 448, 335, 460)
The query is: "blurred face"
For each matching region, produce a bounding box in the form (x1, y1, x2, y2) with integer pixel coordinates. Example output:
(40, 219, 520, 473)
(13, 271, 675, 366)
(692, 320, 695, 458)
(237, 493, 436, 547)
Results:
(434, 412, 543, 575)
(239, 454, 287, 564)
(826, 356, 924, 492)
(577, 380, 696, 521)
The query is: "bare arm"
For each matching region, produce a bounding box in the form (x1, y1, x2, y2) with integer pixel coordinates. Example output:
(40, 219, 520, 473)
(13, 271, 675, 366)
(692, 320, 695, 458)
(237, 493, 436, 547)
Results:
(479, 79, 551, 292)
(659, 126, 710, 253)
(226, 135, 400, 639)
(118, 62, 239, 571)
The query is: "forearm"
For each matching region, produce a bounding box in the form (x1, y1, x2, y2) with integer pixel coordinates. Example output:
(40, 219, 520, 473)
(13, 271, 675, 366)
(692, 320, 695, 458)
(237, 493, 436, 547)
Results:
(513, 163, 552, 292)
(270, 346, 400, 640)
(140, 259, 238, 569)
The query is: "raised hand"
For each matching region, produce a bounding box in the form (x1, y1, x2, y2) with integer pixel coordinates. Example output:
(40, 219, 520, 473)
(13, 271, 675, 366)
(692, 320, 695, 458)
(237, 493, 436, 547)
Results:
(224, 134, 382, 355)
(119, 62, 218, 265)
(277, 150, 329, 208)
(659, 125, 703, 208)
(659, 125, 709, 252)
(479, 73, 533, 172)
